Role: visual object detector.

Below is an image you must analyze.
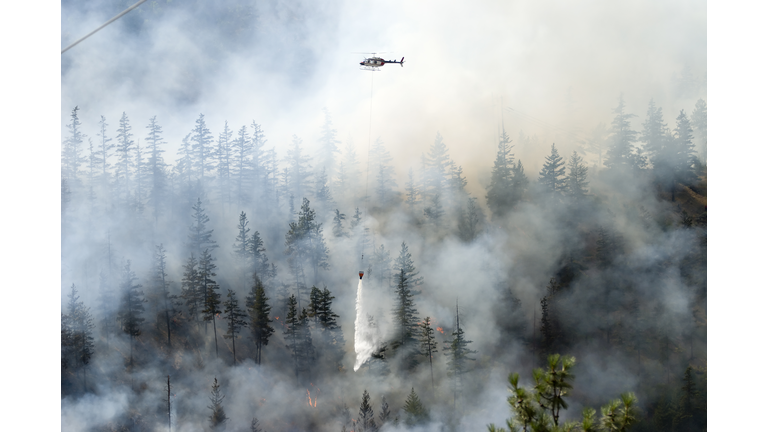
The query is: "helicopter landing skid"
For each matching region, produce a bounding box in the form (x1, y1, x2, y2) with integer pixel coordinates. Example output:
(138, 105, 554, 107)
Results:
(359, 67, 381, 71)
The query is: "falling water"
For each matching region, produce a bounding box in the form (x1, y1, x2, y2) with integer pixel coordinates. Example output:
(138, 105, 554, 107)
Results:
(353, 279, 377, 371)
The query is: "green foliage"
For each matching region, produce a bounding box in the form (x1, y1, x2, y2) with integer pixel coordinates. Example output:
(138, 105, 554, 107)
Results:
(223, 289, 248, 364)
(189, 198, 218, 256)
(403, 387, 429, 426)
(486, 129, 515, 218)
(565, 152, 589, 198)
(208, 377, 227, 431)
(487, 355, 638, 432)
(539, 143, 567, 194)
(246, 276, 274, 365)
(604, 94, 644, 171)
(357, 389, 377, 431)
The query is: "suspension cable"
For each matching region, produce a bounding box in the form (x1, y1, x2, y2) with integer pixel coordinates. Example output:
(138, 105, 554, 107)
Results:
(62, 0, 148, 54)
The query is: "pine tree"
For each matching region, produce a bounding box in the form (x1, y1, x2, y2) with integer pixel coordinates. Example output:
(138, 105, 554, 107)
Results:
(539, 143, 567, 194)
(208, 377, 228, 431)
(419, 317, 439, 391)
(583, 121, 609, 170)
(639, 99, 668, 168)
(309, 287, 345, 370)
(357, 390, 377, 432)
(145, 116, 168, 222)
(350, 207, 362, 230)
(97, 115, 114, 186)
(180, 253, 203, 325)
(671, 109, 698, 188)
(151, 244, 178, 348)
(284, 295, 302, 384)
(565, 151, 589, 199)
(691, 99, 707, 163)
(285, 135, 313, 204)
(200, 249, 222, 357)
(486, 128, 514, 218)
(62, 106, 85, 183)
(64, 284, 95, 392)
(250, 121, 270, 202)
(246, 276, 274, 365)
(115, 112, 135, 204)
(216, 121, 234, 207)
(404, 168, 420, 213)
(233, 125, 253, 208)
(233, 211, 251, 264)
(604, 94, 643, 171)
(458, 197, 485, 242)
(317, 107, 341, 180)
(443, 302, 477, 409)
(332, 209, 347, 238)
(250, 417, 262, 432)
(191, 113, 215, 181)
(189, 198, 218, 256)
(249, 230, 273, 286)
(370, 138, 398, 205)
(370, 244, 392, 289)
(403, 387, 429, 426)
(378, 396, 391, 426)
(314, 167, 334, 215)
(424, 132, 451, 199)
(510, 160, 529, 206)
(175, 133, 195, 194)
(391, 269, 420, 371)
(223, 289, 248, 365)
(117, 260, 145, 367)
(392, 242, 423, 296)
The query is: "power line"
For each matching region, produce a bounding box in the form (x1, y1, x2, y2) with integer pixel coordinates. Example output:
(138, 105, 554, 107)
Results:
(61, 0, 148, 54)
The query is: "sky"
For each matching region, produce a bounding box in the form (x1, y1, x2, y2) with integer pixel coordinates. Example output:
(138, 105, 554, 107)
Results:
(1, 0, 764, 429)
(59, 0, 707, 201)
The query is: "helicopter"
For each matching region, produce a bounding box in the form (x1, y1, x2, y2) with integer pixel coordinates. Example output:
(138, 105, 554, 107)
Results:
(357, 52, 405, 70)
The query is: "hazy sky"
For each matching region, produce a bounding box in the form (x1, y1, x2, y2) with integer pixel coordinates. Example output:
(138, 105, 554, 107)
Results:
(60, 0, 706, 200)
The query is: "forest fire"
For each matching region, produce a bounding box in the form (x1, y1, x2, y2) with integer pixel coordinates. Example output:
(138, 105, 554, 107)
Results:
(436, 327, 444, 334)
(306, 389, 317, 407)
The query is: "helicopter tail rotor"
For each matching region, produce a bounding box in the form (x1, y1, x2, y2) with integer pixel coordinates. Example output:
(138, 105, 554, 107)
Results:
(400, 57, 405, 67)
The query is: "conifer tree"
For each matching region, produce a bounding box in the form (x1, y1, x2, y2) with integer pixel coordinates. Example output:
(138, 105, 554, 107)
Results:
(248, 230, 273, 286)
(350, 207, 362, 230)
(180, 253, 203, 325)
(583, 121, 609, 170)
(424, 132, 451, 199)
(223, 289, 248, 365)
(233, 211, 251, 264)
(233, 125, 253, 208)
(97, 115, 114, 185)
(332, 209, 347, 238)
(175, 133, 195, 193)
(419, 317, 439, 390)
(404, 168, 420, 213)
(250, 121, 270, 201)
(62, 106, 85, 183)
(208, 377, 228, 431)
(64, 284, 95, 391)
(191, 113, 215, 181)
(443, 302, 477, 409)
(392, 242, 423, 296)
(357, 390, 377, 432)
(391, 269, 420, 370)
(308, 286, 345, 370)
(403, 388, 429, 426)
(246, 276, 274, 365)
(115, 112, 135, 203)
(539, 143, 567, 194)
(691, 99, 707, 163)
(486, 128, 514, 218)
(189, 198, 218, 256)
(314, 167, 334, 215)
(250, 417, 262, 432)
(370, 244, 392, 288)
(145, 116, 168, 222)
(458, 197, 485, 242)
(371, 138, 398, 205)
(378, 396, 391, 426)
(317, 107, 341, 180)
(510, 160, 529, 206)
(639, 99, 668, 168)
(200, 249, 222, 357)
(566, 151, 589, 199)
(216, 121, 234, 207)
(671, 109, 698, 189)
(284, 295, 302, 384)
(604, 94, 644, 171)
(285, 135, 313, 203)
(151, 244, 178, 348)
(117, 260, 145, 367)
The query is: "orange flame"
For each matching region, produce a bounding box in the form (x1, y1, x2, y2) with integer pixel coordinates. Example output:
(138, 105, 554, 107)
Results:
(306, 389, 317, 407)
(436, 327, 444, 334)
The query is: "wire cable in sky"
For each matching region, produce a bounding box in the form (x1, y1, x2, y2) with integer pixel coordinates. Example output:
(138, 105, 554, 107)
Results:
(61, 0, 148, 54)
